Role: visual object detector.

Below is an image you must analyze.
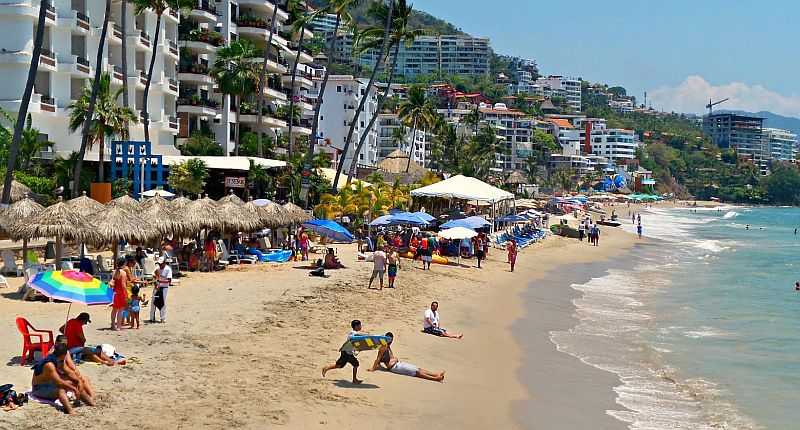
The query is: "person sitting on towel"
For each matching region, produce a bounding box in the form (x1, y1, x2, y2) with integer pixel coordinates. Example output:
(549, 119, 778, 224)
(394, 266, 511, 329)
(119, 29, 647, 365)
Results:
(30, 343, 93, 414)
(324, 248, 344, 269)
(423, 302, 463, 339)
(368, 332, 444, 382)
(48, 335, 96, 404)
(59, 313, 126, 366)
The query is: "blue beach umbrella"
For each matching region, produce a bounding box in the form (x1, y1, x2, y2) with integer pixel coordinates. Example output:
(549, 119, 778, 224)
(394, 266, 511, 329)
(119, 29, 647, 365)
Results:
(497, 214, 526, 223)
(369, 215, 394, 227)
(412, 211, 435, 222)
(440, 219, 474, 229)
(302, 220, 355, 243)
(390, 212, 428, 225)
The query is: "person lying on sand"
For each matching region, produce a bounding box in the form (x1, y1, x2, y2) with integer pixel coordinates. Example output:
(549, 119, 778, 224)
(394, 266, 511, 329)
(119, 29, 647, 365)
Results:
(368, 332, 444, 382)
(59, 313, 126, 366)
(322, 320, 365, 384)
(31, 344, 92, 414)
(423, 302, 463, 339)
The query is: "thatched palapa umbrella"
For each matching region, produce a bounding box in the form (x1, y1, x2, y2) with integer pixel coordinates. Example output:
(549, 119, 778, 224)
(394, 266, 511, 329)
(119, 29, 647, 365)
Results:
(87, 205, 159, 258)
(183, 195, 222, 231)
(171, 196, 192, 211)
(259, 202, 291, 228)
(283, 202, 312, 224)
(141, 195, 185, 237)
(0, 178, 40, 203)
(9, 198, 99, 264)
(108, 193, 143, 213)
(66, 191, 106, 218)
(218, 200, 261, 233)
(0, 194, 44, 267)
(218, 190, 245, 205)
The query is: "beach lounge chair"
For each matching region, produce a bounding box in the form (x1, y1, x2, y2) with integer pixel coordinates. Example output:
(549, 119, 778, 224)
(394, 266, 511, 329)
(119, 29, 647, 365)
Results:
(140, 258, 157, 280)
(162, 249, 181, 276)
(218, 240, 256, 264)
(16, 317, 54, 366)
(90, 257, 112, 283)
(0, 274, 9, 288)
(20, 268, 47, 301)
(1, 250, 23, 277)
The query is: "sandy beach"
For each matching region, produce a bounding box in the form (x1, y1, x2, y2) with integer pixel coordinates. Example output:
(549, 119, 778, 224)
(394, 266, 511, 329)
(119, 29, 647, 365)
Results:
(0, 222, 640, 430)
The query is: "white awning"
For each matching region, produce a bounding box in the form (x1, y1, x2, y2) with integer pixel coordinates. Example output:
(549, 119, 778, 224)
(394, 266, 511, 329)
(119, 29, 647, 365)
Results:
(165, 155, 286, 170)
(410, 175, 514, 203)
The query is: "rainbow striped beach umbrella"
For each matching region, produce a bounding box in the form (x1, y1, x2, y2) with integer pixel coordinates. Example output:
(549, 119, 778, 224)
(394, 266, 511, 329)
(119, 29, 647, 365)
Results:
(27, 270, 113, 305)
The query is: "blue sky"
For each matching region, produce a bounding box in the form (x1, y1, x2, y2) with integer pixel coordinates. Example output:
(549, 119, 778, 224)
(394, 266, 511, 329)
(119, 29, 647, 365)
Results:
(411, 0, 800, 117)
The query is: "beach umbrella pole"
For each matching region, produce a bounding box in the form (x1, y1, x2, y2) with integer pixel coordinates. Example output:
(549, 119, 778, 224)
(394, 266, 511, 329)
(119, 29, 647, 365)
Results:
(64, 302, 72, 329)
(22, 238, 28, 270)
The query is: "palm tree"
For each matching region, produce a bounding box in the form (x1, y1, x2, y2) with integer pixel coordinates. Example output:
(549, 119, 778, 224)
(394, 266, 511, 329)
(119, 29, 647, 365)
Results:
(71, 0, 111, 196)
(131, 0, 192, 144)
(301, 0, 363, 170)
(330, 0, 395, 192)
(461, 105, 481, 135)
(285, 0, 307, 157)
(397, 85, 427, 171)
(430, 123, 459, 174)
(67, 73, 138, 183)
(344, 0, 426, 184)
(390, 124, 406, 148)
(210, 39, 261, 155)
(2, 0, 48, 204)
(181, 133, 224, 156)
(255, 0, 284, 157)
(120, 0, 130, 133)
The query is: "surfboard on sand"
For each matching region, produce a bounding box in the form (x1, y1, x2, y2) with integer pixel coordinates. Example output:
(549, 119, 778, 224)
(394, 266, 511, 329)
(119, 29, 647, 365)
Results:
(348, 335, 391, 351)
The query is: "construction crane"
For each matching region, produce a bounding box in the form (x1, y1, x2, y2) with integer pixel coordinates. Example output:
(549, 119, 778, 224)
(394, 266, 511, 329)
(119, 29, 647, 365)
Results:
(706, 97, 730, 115)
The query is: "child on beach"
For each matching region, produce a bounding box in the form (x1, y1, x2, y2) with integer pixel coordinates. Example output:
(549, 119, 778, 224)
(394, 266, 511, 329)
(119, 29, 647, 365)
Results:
(387, 247, 401, 288)
(128, 285, 143, 329)
(322, 320, 365, 384)
(507, 240, 518, 272)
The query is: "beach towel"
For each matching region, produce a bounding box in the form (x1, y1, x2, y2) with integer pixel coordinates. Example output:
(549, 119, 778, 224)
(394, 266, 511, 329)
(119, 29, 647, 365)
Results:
(25, 390, 72, 408)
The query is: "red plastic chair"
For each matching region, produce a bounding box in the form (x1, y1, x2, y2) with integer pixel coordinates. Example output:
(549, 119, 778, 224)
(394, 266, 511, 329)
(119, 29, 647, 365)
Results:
(16, 317, 54, 366)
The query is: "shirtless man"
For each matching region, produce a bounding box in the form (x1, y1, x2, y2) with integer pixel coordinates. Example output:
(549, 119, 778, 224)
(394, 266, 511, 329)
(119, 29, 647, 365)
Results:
(386, 247, 402, 288)
(31, 344, 92, 414)
(51, 335, 96, 403)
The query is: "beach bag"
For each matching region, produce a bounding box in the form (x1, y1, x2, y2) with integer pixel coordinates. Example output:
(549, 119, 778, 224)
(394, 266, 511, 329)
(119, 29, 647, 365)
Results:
(309, 268, 325, 277)
(153, 289, 164, 310)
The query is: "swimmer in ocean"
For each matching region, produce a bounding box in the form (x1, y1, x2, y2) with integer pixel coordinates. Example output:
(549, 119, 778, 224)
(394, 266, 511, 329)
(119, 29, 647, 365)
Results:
(746, 224, 749, 230)
(796, 282, 799, 291)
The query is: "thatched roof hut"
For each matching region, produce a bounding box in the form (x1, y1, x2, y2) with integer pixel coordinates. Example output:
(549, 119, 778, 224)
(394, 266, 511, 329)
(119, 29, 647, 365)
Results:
(374, 149, 427, 184)
(506, 171, 527, 185)
(108, 193, 143, 213)
(66, 191, 106, 217)
(9, 198, 99, 262)
(141, 195, 185, 236)
(283, 202, 312, 223)
(0, 195, 44, 231)
(0, 179, 40, 203)
(261, 202, 292, 228)
(218, 200, 261, 233)
(218, 191, 245, 205)
(86, 205, 159, 247)
(184, 195, 222, 230)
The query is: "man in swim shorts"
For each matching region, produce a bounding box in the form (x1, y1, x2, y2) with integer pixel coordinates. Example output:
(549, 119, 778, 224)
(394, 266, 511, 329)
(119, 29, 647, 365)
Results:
(368, 246, 387, 290)
(322, 320, 365, 384)
(30, 343, 91, 414)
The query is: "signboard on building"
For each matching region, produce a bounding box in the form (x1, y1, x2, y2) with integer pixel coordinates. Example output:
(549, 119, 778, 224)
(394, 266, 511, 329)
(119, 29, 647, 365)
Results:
(224, 177, 246, 188)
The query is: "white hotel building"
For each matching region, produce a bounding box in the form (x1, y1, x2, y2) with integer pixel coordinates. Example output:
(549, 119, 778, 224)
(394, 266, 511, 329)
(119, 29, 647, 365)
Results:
(761, 127, 797, 163)
(589, 128, 638, 162)
(0, 0, 316, 158)
(376, 112, 426, 166)
(314, 74, 378, 173)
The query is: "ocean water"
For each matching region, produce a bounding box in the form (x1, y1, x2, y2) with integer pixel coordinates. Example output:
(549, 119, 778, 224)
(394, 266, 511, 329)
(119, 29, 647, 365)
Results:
(551, 205, 800, 429)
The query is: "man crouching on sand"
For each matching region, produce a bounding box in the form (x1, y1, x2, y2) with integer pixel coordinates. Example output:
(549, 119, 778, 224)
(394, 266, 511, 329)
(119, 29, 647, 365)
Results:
(31, 344, 93, 414)
(322, 320, 365, 384)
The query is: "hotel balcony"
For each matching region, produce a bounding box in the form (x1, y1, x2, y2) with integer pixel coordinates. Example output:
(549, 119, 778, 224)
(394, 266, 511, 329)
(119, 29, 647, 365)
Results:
(177, 97, 220, 117)
(189, 0, 217, 23)
(178, 63, 214, 86)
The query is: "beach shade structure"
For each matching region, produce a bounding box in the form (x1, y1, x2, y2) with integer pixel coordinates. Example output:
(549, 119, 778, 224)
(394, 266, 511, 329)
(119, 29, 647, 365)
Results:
(284, 202, 312, 224)
(438, 226, 478, 240)
(243, 201, 269, 229)
(389, 211, 429, 225)
(107, 193, 143, 213)
(183, 195, 222, 231)
(497, 214, 527, 223)
(439, 219, 473, 230)
(218, 190, 245, 205)
(27, 270, 113, 325)
(252, 199, 272, 207)
(0, 178, 40, 203)
(9, 198, 99, 264)
(87, 205, 159, 257)
(261, 202, 292, 228)
(302, 219, 354, 243)
(142, 188, 175, 198)
(171, 196, 192, 210)
(217, 200, 261, 233)
(412, 211, 435, 223)
(141, 195, 185, 236)
(369, 215, 394, 227)
(388, 208, 404, 215)
(410, 175, 514, 204)
(66, 191, 106, 218)
(505, 171, 527, 186)
(0, 194, 44, 268)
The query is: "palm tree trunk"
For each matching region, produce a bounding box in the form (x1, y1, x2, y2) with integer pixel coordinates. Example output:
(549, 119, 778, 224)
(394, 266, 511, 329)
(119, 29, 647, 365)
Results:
(331, 0, 394, 192)
(235, 95, 242, 155)
(1, 0, 48, 205)
(286, 23, 305, 157)
(345, 41, 401, 184)
(98, 120, 106, 182)
(142, 13, 163, 144)
(404, 116, 417, 173)
(72, 0, 111, 197)
(120, 0, 130, 134)
(256, 0, 281, 158)
(304, 13, 340, 167)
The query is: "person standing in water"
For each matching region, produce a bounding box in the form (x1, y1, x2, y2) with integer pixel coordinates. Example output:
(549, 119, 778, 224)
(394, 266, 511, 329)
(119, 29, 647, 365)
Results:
(637, 223, 643, 239)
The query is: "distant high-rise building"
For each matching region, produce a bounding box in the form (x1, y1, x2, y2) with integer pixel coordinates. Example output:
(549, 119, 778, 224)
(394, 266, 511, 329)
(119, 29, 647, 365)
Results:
(536, 76, 582, 113)
(308, 13, 340, 33)
(702, 113, 766, 173)
(762, 127, 797, 163)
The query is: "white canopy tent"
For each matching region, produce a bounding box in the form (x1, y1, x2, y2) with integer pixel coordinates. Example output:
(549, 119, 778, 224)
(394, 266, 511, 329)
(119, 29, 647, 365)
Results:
(411, 175, 515, 232)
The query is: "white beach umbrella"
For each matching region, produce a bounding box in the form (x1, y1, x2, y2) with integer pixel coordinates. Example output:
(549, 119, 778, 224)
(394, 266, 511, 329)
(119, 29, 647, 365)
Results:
(438, 227, 478, 240)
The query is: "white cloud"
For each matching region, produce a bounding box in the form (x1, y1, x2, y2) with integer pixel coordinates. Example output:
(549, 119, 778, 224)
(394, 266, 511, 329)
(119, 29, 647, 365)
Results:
(648, 75, 800, 118)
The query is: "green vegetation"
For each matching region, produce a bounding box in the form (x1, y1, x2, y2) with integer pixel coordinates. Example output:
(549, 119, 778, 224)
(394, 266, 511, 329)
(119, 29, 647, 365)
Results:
(168, 158, 209, 196)
(309, 0, 465, 35)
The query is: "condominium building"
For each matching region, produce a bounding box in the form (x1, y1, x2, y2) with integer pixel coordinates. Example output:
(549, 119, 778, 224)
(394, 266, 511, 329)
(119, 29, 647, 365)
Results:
(535, 76, 581, 113)
(588, 128, 638, 161)
(480, 103, 532, 171)
(702, 113, 766, 172)
(762, 127, 797, 162)
(314, 75, 378, 172)
(178, 0, 316, 155)
(308, 12, 339, 33)
(375, 113, 426, 166)
(330, 33, 490, 79)
(0, 0, 182, 155)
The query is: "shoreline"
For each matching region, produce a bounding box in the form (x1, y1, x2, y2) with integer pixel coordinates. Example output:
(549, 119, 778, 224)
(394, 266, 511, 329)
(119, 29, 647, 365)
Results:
(0, 225, 640, 429)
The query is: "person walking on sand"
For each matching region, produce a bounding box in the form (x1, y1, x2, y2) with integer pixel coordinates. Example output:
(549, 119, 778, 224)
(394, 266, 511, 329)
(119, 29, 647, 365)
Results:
(507, 240, 518, 272)
(637, 223, 643, 239)
(386, 247, 401, 288)
(591, 223, 601, 247)
(369, 332, 444, 382)
(578, 220, 585, 241)
(368, 246, 388, 290)
(148, 257, 171, 324)
(474, 233, 485, 268)
(637, 213, 641, 224)
(420, 234, 433, 270)
(423, 302, 463, 339)
(322, 320, 365, 384)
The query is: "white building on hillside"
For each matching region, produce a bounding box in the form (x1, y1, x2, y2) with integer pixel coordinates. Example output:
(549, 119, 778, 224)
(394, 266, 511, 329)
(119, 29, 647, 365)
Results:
(762, 127, 797, 162)
(376, 113, 426, 166)
(536, 75, 581, 113)
(314, 75, 378, 172)
(480, 103, 533, 171)
(589, 128, 638, 161)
